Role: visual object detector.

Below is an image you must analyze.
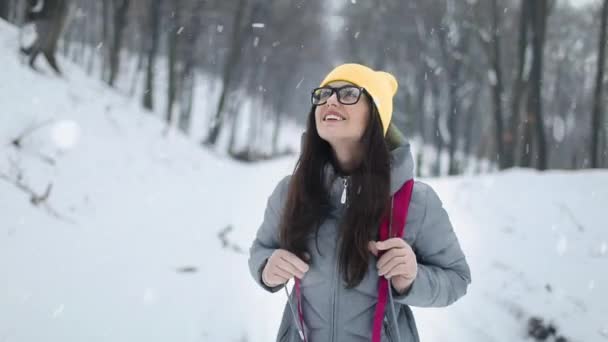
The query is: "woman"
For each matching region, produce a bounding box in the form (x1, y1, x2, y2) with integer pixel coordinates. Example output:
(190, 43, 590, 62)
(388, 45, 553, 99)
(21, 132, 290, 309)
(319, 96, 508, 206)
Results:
(248, 63, 471, 342)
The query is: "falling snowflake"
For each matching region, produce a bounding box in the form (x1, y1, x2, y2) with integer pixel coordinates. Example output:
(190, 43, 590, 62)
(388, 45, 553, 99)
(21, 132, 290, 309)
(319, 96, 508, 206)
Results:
(596, 241, 608, 256)
(552, 116, 566, 142)
(487, 70, 497, 86)
(52, 304, 64, 318)
(296, 78, 304, 89)
(556, 235, 568, 256)
(143, 288, 157, 305)
(51, 120, 81, 151)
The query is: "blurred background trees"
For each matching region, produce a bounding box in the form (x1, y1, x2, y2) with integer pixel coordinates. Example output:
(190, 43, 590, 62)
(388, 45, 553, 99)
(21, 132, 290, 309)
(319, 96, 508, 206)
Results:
(1, 0, 606, 174)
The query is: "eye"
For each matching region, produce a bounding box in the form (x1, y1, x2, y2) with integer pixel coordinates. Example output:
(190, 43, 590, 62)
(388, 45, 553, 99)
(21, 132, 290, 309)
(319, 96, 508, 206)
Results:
(312, 88, 334, 104)
(340, 87, 360, 101)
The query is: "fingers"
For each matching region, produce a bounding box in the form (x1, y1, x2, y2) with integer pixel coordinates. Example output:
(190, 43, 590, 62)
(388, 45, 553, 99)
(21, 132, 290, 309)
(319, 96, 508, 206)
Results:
(271, 267, 292, 282)
(385, 264, 413, 280)
(281, 251, 310, 274)
(263, 250, 310, 287)
(378, 255, 408, 276)
(277, 260, 305, 279)
(303, 252, 311, 262)
(368, 241, 379, 256)
(262, 263, 287, 287)
(376, 247, 406, 269)
(375, 238, 407, 251)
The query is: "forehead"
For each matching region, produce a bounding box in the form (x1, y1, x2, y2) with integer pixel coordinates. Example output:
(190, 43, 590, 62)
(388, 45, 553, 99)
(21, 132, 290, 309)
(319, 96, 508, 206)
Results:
(325, 81, 357, 88)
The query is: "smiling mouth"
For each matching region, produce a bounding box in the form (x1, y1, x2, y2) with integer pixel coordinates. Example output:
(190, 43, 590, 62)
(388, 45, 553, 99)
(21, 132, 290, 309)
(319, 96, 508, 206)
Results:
(323, 112, 346, 121)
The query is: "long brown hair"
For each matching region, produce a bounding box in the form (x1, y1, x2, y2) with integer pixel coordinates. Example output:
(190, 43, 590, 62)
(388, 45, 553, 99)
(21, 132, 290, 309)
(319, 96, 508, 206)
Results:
(279, 98, 392, 288)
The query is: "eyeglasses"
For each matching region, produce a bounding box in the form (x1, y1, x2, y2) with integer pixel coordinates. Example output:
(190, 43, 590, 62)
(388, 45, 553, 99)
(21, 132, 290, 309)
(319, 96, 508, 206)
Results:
(311, 85, 366, 106)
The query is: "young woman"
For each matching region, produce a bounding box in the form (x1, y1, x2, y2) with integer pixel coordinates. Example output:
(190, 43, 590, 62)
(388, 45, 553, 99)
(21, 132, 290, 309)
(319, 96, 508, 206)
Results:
(248, 63, 471, 342)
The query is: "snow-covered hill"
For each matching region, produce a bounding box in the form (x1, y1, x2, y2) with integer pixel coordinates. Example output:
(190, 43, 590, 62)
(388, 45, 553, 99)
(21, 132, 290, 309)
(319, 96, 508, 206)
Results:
(1, 19, 607, 342)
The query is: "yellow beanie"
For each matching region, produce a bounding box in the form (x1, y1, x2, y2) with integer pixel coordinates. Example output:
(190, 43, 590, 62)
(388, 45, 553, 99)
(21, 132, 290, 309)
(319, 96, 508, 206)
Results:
(319, 63, 398, 135)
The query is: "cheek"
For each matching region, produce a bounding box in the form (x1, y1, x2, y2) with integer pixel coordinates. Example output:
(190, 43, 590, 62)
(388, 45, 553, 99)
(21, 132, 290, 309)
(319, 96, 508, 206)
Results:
(351, 104, 370, 131)
(314, 107, 323, 122)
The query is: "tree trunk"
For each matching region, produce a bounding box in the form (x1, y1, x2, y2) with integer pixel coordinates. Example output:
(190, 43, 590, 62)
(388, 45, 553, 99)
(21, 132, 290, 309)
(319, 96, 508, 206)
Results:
(527, 0, 548, 170)
(203, 0, 247, 146)
(520, 0, 535, 168)
(591, 0, 608, 168)
(509, 0, 530, 168)
(107, 0, 129, 87)
(21, 0, 69, 75)
(431, 79, 443, 177)
(101, 0, 111, 82)
(86, 1, 99, 75)
(142, 0, 160, 111)
(490, 0, 506, 169)
(166, 0, 179, 125)
(178, 1, 205, 135)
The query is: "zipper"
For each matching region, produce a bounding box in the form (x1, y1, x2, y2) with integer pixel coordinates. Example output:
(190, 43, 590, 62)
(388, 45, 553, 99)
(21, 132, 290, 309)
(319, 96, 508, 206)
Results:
(384, 317, 394, 342)
(332, 176, 348, 342)
(335, 275, 341, 341)
(340, 176, 348, 204)
(330, 262, 338, 342)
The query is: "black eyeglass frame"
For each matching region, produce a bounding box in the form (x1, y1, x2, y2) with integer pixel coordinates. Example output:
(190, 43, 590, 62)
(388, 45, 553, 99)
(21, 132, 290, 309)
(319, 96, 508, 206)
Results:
(310, 85, 368, 106)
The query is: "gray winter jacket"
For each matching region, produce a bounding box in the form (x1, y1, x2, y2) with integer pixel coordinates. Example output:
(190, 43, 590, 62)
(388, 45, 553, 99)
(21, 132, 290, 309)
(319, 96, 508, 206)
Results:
(248, 142, 471, 342)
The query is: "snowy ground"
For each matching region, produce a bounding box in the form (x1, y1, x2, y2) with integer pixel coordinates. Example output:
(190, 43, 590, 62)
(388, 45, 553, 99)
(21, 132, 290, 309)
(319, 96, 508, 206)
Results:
(1, 19, 608, 342)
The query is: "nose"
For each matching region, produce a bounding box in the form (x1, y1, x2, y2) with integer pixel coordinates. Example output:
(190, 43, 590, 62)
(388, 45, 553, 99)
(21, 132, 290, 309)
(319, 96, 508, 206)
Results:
(325, 91, 339, 106)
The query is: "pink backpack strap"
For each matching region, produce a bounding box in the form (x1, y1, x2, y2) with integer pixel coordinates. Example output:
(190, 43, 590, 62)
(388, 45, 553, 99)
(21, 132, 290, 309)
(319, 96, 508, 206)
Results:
(295, 278, 307, 341)
(372, 179, 415, 342)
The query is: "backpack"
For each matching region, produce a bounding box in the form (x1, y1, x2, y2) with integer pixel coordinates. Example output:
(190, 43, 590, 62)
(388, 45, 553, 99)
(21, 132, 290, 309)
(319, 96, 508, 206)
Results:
(292, 179, 415, 342)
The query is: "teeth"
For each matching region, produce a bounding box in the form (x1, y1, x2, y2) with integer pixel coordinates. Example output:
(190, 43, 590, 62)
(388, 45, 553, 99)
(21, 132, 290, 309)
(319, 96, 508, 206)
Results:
(324, 114, 344, 121)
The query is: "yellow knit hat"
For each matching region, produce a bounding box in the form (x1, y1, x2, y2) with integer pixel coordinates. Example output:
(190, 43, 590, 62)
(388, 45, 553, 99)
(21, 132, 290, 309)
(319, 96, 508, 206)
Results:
(319, 63, 398, 135)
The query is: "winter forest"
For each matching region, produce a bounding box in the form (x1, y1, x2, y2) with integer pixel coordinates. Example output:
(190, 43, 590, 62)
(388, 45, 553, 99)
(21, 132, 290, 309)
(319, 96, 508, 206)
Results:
(0, 0, 607, 341)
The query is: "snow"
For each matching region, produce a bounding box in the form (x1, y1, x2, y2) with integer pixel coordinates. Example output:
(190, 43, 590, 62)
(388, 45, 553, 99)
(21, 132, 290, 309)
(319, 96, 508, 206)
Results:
(50, 120, 81, 151)
(1, 19, 608, 342)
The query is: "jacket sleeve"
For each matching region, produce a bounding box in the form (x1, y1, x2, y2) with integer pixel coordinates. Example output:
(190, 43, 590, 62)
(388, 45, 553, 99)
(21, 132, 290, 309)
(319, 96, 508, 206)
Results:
(248, 176, 290, 293)
(392, 183, 471, 307)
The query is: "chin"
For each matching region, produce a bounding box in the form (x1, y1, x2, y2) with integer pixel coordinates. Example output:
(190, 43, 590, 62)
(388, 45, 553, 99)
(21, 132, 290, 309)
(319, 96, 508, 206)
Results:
(318, 131, 355, 144)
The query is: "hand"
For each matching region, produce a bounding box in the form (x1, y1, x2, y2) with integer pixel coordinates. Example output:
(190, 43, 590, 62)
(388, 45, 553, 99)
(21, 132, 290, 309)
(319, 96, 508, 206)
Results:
(262, 249, 310, 287)
(368, 238, 417, 294)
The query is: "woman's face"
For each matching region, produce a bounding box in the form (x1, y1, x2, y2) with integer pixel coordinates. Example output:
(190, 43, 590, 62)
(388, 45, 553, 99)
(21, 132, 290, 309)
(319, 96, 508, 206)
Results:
(314, 81, 371, 145)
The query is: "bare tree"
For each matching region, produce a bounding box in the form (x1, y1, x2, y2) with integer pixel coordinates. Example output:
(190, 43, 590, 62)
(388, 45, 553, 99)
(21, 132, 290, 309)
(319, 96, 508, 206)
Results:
(20, 0, 70, 74)
(177, 1, 205, 134)
(520, 0, 549, 170)
(591, 0, 608, 168)
(165, 0, 180, 125)
(483, 0, 507, 169)
(203, 0, 248, 146)
(142, 0, 161, 111)
(107, 0, 130, 86)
